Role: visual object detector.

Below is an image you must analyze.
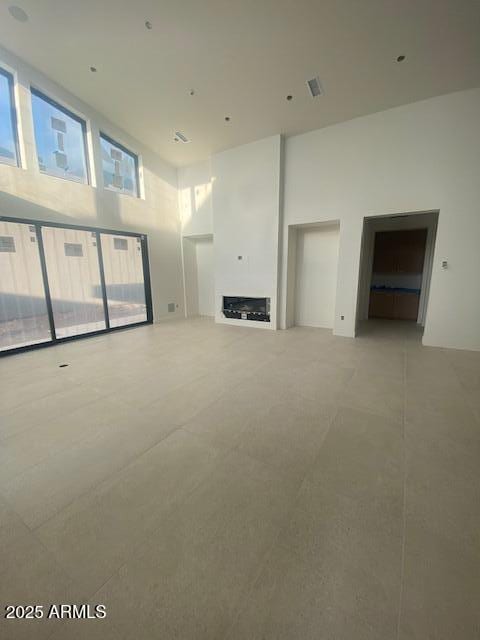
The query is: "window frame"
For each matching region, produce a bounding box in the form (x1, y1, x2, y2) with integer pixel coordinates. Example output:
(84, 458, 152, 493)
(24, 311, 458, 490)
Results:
(100, 131, 140, 198)
(30, 86, 91, 184)
(0, 66, 21, 168)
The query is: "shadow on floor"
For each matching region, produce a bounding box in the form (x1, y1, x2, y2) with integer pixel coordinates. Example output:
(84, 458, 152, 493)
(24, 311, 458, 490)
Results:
(357, 319, 424, 343)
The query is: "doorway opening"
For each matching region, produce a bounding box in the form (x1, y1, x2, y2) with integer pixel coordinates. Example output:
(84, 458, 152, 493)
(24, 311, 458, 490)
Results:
(285, 221, 340, 329)
(356, 211, 439, 339)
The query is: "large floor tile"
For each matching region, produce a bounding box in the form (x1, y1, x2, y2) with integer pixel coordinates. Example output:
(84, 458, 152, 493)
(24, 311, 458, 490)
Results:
(226, 540, 398, 640)
(357, 348, 405, 379)
(89, 360, 209, 408)
(182, 386, 274, 449)
(1, 405, 178, 528)
(0, 498, 83, 640)
(1, 317, 479, 640)
(399, 519, 480, 639)
(280, 479, 403, 595)
(405, 403, 480, 453)
(235, 397, 337, 485)
(0, 395, 136, 484)
(93, 451, 297, 639)
(277, 360, 355, 404)
(316, 344, 367, 369)
(405, 380, 472, 423)
(405, 413, 480, 554)
(36, 430, 224, 595)
(405, 351, 458, 387)
(340, 370, 404, 420)
(308, 406, 404, 502)
(144, 369, 248, 426)
(0, 385, 108, 440)
(0, 369, 81, 414)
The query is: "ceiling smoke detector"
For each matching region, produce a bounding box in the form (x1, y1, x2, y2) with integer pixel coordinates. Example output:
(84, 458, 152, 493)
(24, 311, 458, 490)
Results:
(306, 76, 324, 98)
(174, 131, 190, 143)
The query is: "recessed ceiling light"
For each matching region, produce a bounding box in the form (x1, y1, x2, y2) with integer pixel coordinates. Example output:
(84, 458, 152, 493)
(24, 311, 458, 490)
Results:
(396, 55, 406, 62)
(90, 66, 97, 73)
(145, 20, 152, 30)
(286, 95, 293, 101)
(8, 5, 28, 22)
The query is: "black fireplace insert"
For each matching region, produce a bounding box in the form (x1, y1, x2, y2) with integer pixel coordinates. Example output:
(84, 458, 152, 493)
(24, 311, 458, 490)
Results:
(222, 296, 270, 322)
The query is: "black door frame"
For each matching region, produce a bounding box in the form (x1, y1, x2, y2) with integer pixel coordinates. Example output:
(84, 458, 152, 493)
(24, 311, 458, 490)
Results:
(0, 215, 153, 357)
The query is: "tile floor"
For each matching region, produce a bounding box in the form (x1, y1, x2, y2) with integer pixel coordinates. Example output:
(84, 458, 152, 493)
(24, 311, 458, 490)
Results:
(0, 318, 479, 639)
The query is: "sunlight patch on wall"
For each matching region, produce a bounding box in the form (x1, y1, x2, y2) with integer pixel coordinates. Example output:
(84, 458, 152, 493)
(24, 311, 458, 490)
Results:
(194, 182, 212, 215)
(179, 186, 193, 228)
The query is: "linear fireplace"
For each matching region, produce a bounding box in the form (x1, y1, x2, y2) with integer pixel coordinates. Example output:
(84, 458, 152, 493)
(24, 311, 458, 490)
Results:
(222, 296, 270, 322)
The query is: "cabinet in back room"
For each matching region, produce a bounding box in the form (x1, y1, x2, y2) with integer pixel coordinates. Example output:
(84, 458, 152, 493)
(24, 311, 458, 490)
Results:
(372, 229, 427, 274)
(369, 228, 427, 321)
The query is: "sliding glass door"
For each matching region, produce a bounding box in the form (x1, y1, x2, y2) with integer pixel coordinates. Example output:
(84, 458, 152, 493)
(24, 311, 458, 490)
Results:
(100, 233, 147, 327)
(42, 227, 106, 338)
(0, 217, 151, 354)
(0, 220, 52, 350)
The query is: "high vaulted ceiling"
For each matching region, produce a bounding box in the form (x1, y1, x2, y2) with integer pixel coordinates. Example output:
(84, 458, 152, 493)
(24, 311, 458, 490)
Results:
(1, 0, 479, 167)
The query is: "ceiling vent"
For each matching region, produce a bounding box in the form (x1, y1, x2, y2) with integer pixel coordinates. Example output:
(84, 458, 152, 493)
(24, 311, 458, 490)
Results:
(174, 131, 190, 143)
(306, 76, 324, 98)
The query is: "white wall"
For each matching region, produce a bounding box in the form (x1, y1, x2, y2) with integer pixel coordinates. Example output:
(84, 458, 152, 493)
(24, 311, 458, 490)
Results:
(177, 89, 480, 350)
(182, 237, 199, 317)
(212, 135, 282, 329)
(0, 46, 183, 322)
(293, 223, 340, 329)
(10, 46, 480, 349)
(281, 88, 480, 350)
(195, 237, 215, 316)
(178, 160, 213, 238)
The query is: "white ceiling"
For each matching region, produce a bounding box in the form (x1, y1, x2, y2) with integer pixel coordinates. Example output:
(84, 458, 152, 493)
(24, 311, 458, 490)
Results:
(1, 0, 479, 167)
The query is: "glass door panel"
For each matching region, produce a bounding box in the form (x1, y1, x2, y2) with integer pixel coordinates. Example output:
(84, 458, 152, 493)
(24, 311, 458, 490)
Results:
(0, 221, 51, 351)
(42, 227, 106, 338)
(100, 233, 147, 327)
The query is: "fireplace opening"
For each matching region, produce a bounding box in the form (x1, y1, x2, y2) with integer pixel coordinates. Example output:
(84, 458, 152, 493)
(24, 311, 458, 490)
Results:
(222, 296, 270, 322)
